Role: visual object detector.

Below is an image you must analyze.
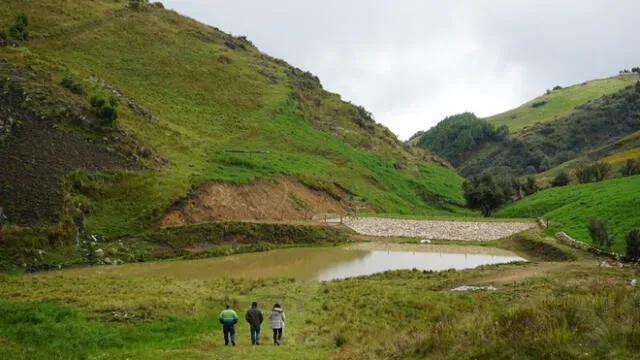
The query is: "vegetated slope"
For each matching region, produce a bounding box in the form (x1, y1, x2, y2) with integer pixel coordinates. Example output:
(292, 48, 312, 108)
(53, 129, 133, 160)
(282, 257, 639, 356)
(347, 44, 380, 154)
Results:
(486, 73, 639, 132)
(496, 175, 640, 253)
(538, 130, 640, 182)
(414, 112, 509, 167)
(0, 0, 465, 239)
(413, 79, 640, 178)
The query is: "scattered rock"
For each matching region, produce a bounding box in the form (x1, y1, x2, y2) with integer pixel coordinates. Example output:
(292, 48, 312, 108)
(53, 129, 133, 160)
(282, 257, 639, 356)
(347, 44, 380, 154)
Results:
(631, 279, 637, 287)
(343, 218, 537, 241)
(420, 239, 432, 244)
(450, 285, 497, 292)
(103, 257, 113, 265)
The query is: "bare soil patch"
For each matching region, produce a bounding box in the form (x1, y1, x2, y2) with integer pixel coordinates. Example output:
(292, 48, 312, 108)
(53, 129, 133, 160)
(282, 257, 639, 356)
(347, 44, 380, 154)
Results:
(159, 177, 348, 226)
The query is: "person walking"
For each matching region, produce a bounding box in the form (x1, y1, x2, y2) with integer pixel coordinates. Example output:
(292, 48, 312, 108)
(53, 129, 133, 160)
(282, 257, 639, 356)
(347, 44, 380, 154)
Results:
(269, 303, 286, 345)
(245, 301, 264, 345)
(219, 304, 239, 346)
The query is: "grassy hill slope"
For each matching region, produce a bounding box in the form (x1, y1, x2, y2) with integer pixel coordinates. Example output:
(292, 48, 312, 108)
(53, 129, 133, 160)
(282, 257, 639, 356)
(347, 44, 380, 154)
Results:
(0, 0, 466, 240)
(486, 73, 640, 132)
(497, 175, 640, 253)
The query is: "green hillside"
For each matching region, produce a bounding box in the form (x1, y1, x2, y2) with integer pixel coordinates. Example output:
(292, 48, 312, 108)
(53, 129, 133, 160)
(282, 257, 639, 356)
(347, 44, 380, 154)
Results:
(413, 77, 640, 178)
(486, 73, 640, 132)
(539, 130, 640, 183)
(0, 0, 466, 243)
(497, 175, 640, 253)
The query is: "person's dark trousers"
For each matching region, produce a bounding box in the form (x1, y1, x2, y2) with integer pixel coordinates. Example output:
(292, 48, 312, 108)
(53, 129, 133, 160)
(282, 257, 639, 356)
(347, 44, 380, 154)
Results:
(273, 328, 283, 345)
(250, 326, 261, 345)
(223, 326, 236, 346)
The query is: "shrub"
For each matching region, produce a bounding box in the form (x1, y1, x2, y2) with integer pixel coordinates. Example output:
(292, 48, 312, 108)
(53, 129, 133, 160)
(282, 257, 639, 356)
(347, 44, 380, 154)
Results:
(621, 158, 640, 176)
(153, 1, 164, 8)
(60, 77, 85, 95)
(551, 171, 570, 187)
(575, 165, 594, 184)
(587, 217, 615, 250)
(592, 161, 612, 181)
(531, 100, 548, 108)
(9, 13, 29, 41)
(625, 229, 640, 260)
(90, 93, 118, 127)
(552, 85, 563, 91)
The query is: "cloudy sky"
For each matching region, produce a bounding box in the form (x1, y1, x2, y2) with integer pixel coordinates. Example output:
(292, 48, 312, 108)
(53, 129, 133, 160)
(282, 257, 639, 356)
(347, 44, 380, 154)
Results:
(163, 0, 640, 139)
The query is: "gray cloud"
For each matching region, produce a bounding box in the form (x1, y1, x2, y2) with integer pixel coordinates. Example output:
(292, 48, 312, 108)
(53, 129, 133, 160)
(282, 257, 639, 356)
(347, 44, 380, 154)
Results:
(163, 0, 640, 139)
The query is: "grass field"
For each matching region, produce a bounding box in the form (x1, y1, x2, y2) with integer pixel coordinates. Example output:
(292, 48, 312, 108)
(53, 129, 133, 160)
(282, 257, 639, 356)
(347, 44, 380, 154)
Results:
(486, 73, 640, 132)
(1, 231, 639, 359)
(497, 175, 640, 253)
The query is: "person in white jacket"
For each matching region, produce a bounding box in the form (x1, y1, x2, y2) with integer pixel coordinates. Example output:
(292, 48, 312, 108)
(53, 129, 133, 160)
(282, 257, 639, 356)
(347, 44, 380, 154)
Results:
(269, 303, 286, 345)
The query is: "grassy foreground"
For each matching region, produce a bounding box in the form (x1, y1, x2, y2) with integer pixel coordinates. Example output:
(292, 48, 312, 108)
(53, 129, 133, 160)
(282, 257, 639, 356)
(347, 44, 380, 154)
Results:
(1, 231, 639, 359)
(497, 175, 640, 253)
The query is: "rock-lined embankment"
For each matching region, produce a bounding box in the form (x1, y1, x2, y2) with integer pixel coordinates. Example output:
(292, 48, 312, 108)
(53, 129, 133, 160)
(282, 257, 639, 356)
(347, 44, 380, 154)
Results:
(343, 217, 537, 241)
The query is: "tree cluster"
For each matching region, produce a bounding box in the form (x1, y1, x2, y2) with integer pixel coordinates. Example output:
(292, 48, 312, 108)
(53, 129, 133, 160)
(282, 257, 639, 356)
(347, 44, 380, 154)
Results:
(417, 113, 509, 167)
(575, 162, 612, 184)
(621, 158, 640, 176)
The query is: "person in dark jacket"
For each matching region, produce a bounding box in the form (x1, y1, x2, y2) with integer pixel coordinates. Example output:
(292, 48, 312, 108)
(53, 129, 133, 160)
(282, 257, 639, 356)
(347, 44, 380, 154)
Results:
(219, 304, 239, 346)
(245, 301, 264, 345)
(269, 303, 286, 345)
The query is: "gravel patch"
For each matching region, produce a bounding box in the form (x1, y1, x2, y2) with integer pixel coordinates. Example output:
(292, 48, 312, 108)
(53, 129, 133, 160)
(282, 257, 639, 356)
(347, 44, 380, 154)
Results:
(343, 217, 537, 241)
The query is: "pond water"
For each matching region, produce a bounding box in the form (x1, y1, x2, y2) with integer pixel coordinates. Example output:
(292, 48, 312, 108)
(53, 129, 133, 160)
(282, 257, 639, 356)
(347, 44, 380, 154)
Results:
(44, 244, 526, 281)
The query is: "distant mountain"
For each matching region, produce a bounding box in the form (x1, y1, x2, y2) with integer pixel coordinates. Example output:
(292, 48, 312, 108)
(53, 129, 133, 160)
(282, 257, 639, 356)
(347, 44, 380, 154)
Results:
(411, 73, 640, 180)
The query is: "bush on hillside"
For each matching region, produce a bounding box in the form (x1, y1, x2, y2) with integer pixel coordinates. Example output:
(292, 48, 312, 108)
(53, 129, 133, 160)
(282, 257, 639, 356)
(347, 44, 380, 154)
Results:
(520, 175, 539, 196)
(576, 162, 612, 184)
(551, 171, 570, 187)
(621, 158, 640, 176)
(553, 85, 563, 91)
(60, 77, 85, 95)
(463, 172, 518, 216)
(9, 13, 29, 41)
(90, 93, 118, 127)
(625, 229, 640, 260)
(587, 217, 615, 250)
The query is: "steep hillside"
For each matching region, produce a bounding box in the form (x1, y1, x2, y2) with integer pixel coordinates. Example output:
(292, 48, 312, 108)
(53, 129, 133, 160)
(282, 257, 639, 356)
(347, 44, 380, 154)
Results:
(486, 73, 639, 132)
(0, 0, 465, 245)
(497, 175, 640, 253)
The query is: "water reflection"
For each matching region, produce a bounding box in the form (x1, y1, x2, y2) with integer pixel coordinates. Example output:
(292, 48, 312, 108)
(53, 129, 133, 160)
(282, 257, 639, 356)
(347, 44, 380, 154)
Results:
(315, 250, 524, 281)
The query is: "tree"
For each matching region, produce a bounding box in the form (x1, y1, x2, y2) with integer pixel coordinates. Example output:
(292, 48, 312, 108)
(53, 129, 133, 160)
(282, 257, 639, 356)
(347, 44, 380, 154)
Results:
(625, 229, 640, 260)
(463, 172, 517, 216)
(9, 13, 29, 41)
(587, 217, 615, 250)
(551, 171, 570, 187)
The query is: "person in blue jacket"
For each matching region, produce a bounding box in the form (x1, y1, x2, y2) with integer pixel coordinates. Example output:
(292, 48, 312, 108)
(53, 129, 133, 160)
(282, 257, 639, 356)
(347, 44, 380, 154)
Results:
(219, 304, 239, 346)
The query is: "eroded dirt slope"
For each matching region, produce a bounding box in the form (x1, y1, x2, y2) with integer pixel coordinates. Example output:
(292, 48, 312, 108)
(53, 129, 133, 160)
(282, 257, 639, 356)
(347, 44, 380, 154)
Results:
(160, 178, 348, 226)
